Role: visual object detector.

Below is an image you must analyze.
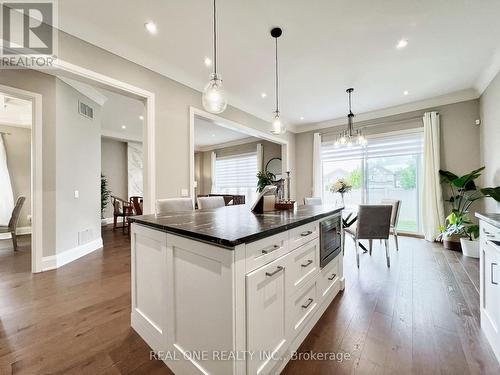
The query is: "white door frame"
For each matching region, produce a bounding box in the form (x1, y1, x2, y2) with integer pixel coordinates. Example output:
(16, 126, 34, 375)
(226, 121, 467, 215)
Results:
(189, 106, 289, 200)
(0, 83, 43, 273)
(26, 59, 156, 272)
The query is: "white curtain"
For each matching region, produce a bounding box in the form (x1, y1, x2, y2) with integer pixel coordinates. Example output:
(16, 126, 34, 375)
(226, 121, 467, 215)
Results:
(312, 133, 322, 197)
(0, 134, 14, 225)
(256, 143, 263, 172)
(422, 112, 445, 241)
(210, 151, 217, 193)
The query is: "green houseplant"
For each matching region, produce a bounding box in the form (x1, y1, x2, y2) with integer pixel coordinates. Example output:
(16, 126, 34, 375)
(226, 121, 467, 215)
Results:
(101, 174, 111, 219)
(256, 170, 276, 193)
(439, 167, 500, 254)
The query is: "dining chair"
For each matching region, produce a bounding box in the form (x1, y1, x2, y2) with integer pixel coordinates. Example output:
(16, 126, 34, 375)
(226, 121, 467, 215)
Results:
(156, 198, 194, 215)
(304, 197, 322, 205)
(111, 195, 133, 233)
(130, 196, 143, 216)
(344, 205, 393, 268)
(197, 196, 225, 210)
(0, 196, 26, 251)
(381, 199, 401, 251)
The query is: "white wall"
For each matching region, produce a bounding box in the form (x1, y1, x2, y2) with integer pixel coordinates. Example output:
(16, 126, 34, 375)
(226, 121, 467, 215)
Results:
(56, 79, 101, 254)
(480, 70, 500, 212)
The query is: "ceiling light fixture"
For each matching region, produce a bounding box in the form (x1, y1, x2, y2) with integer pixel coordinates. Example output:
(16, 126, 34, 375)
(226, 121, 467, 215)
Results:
(204, 57, 212, 67)
(261, 92, 267, 98)
(300, 116, 305, 120)
(139, 115, 144, 120)
(403, 90, 409, 96)
(144, 22, 158, 35)
(334, 88, 367, 148)
(202, 0, 227, 114)
(396, 39, 408, 49)
(270, 27, 286, 135)
(121, 125, 127, 129)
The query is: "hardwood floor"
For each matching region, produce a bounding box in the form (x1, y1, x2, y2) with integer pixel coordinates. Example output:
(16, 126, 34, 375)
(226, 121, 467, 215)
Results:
(0, 228, 498, 374)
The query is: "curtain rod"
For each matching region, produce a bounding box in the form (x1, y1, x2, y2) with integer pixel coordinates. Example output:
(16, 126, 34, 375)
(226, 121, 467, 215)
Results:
(319, 113, 433, 137)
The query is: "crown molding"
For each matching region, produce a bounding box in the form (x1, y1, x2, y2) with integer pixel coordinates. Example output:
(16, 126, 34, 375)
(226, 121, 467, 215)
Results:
(475, 44, 500, 94)
(293, 88, 480, 134)
(195, 136, 260, 152)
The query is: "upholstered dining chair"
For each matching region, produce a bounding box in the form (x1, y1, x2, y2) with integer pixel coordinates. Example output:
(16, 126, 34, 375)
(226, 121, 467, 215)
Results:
(304, 197, 322, 205)
(156, 198, 194, 215)
(344, 205, 393, 268)
(0, 196, 26, 251)
(197, 196, 225, 210)
(380, 199, 401, 251)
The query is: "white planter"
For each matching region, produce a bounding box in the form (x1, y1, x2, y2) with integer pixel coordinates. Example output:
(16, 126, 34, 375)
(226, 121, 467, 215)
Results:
(460, 238, 480, 258)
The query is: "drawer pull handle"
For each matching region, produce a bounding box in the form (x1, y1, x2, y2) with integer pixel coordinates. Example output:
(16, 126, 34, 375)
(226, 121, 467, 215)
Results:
(328, 273, 337, 281)
(301, 298, 314, 309)
(262, 244, 280, 254)
(492, 263, 498, 285)
(483, 229, 492, 234)
(301, 259, 313, 268)
(300, 230, 313, 237)
(266, 266, 284, 277)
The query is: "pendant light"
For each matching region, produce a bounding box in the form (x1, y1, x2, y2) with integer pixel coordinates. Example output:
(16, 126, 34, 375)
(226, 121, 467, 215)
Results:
(334, 88, 367, 147)
(270, 27, 286, 135)
(202, 0, 227, 114)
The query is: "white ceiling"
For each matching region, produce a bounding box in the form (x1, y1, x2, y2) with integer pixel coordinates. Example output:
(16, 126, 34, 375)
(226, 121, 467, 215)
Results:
(0, 93, 32, 128)
(194, 117, 254, 149)
(58, 0, 500, 130)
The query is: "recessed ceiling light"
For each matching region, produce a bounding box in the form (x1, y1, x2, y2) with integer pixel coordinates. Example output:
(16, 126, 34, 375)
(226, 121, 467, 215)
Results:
(396, 39, 408, 49)
(300, 116, 305, 120)
(121, 125, 126, 129)
(139, 115, 144, 120)
(144, 22, 158, 35)
(261, 92, 267, 98)
(403, 90, 409, 96)
(204, 57, 212, 67)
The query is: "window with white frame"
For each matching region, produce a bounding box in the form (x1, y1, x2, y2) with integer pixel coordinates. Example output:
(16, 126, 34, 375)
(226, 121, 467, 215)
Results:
(214, 152, 258, 203)
(321, 130, 424, 233)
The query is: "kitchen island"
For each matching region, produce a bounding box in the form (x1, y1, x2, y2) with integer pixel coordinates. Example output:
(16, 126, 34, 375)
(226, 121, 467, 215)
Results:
(129, 204, 344, 375)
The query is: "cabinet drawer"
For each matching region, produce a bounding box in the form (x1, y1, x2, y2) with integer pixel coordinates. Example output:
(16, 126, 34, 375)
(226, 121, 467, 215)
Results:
(288, 239, 319, 293)
(290, 281, 318, 338)
(481, 221, 500, 242)
(245, 231, 289, 273)
(289, 222, 319, 251)
(318, 257, 339, 300)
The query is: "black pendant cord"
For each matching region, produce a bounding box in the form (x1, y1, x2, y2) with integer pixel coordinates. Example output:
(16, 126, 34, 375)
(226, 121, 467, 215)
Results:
(275, 37, 279, 113)
(213, 0, 217, 76)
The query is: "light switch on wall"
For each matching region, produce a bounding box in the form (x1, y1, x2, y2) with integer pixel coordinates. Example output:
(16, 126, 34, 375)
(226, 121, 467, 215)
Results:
(180, 189, 189, 197)
(74, 190, 79, 199)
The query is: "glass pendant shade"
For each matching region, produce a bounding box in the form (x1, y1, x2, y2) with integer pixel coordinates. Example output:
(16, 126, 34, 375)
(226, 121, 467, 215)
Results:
(271, 111, 286, 135)
(202, 73, 227, 114)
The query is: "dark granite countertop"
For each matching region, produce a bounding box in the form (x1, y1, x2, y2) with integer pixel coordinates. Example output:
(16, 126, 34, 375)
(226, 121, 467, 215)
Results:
(476, 213, 500, 228)
(129, 204, 343, 248)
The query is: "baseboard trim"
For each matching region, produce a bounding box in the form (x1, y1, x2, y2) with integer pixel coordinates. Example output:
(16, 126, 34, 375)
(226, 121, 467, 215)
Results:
(41, 238, 103, 271)
(0, 226, 32, 240)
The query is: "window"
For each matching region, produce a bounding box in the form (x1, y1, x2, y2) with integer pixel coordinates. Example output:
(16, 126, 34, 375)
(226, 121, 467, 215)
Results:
(321, 130, 423, 233)
(214, 152, 258, 203)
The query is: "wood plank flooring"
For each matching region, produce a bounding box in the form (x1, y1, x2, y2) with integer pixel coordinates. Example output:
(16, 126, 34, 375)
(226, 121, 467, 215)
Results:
(0, 227, 498, 374)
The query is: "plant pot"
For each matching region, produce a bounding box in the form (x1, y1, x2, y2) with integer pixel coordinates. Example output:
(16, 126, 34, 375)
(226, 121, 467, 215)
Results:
(460, 238, 480, 258)
(443, 233, 463, 252)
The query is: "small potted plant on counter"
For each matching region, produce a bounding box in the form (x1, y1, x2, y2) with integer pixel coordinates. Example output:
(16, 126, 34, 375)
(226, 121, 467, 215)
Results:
(439, 167, 500, 252)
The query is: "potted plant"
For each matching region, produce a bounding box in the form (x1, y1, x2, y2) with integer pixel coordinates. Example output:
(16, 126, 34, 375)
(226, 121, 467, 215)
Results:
(101, 174, 111, 219)
(256, 171, 276, 193)
(439, 167, 500, 251)
(329, 178, 352, 206)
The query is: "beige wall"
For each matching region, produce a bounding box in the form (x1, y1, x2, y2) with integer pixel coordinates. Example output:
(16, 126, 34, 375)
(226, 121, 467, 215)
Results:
(195, 140, 282, 196)
(101, 137, 128, 219)
(0, 124, 31, 228)
(55, 79, 102, 254)
(295, 99, 480, 204)
(480, 70, 500, 212)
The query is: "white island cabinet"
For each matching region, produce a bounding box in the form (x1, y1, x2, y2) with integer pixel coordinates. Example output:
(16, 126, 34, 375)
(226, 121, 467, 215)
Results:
(130, 206, 344, 375)
(477, 213, 500, 363)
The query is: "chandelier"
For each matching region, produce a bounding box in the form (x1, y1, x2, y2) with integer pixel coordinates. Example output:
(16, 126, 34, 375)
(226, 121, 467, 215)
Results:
(334, 88, 367, 147)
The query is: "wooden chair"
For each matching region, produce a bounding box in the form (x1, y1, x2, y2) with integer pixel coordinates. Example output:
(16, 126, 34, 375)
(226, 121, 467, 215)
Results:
(111, 196, 133, 233)
(130, 196, 143, 216)
(0, 196, 26, 251)
(344, 205, 392, 268)
(381, 199, 402, 251)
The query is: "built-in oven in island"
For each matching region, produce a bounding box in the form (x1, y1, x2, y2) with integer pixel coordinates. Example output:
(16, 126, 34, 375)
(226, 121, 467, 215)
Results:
(319, 213, 342, 268)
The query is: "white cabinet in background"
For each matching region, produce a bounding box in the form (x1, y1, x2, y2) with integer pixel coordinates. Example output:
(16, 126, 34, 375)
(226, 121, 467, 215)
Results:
(479, 218, 500, 363)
